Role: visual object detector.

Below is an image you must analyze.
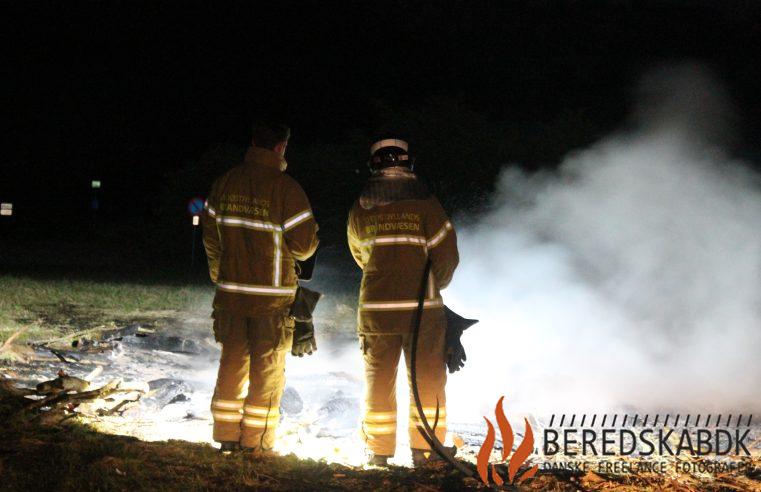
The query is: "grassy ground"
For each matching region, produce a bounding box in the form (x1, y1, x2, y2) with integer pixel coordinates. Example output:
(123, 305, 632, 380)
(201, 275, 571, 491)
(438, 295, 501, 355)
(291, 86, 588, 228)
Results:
(0, 414, 476, 492)
(1, 412, 757, 492)
(0, 272, 480, 492)
(0, 274, 212, 354)
(1, 258, 758, 491)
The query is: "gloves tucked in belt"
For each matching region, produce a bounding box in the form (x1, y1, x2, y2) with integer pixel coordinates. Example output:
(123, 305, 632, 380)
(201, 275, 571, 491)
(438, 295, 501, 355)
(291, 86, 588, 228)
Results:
(444, 306, 478, 373)
(290, 286, 322, 357)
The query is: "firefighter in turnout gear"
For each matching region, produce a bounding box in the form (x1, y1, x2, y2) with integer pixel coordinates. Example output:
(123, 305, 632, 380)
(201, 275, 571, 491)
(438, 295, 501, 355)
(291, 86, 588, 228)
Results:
(203, 123, 319, 453)
(347, 136, 459, 466)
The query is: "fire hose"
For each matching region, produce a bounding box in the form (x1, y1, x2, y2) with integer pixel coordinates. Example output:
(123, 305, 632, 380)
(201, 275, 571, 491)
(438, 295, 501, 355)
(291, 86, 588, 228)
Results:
(409, 259, 475, 477)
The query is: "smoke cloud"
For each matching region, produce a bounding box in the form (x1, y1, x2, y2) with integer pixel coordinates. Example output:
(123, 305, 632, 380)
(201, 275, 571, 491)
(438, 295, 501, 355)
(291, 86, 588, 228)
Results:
(445, 63, 761, 422)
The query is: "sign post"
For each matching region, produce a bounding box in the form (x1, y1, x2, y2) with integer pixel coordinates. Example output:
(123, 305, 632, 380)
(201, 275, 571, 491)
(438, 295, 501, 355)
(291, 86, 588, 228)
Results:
(187, 198, 205, 271)
(91, 179, 101, 226)
(0, 203, 12, 217)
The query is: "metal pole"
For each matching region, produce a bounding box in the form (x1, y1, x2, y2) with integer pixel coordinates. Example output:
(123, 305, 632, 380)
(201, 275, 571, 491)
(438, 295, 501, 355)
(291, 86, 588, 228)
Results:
(191, 220, 198, 271)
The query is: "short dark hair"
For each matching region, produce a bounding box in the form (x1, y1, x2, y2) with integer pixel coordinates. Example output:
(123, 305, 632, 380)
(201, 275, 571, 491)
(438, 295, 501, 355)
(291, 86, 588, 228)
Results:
(251, 122, 290, 150)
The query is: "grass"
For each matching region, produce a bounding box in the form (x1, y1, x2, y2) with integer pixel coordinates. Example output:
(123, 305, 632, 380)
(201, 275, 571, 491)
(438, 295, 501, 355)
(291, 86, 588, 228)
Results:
(2, 413, 757, 492)
(1, 273, 759, 490)
(0, 416, 473, 492)
(0, 271, 469, 491)
(0, 274, 212, 347)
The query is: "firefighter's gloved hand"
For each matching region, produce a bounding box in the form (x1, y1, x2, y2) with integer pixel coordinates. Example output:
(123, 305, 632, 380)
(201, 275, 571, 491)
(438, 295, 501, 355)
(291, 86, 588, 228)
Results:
(444, 306, 478, 374)
(290, 286, 322, 322)
(289, 286, 322, 357)
(445, 337, 467, 373)
(292, 320, 317, 357)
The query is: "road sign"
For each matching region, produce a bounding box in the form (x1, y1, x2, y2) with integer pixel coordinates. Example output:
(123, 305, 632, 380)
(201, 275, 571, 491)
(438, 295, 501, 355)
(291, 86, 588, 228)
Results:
(92, 180, 101, 189)
(0, 203, 12, 216)
(188, 197, 205, 216)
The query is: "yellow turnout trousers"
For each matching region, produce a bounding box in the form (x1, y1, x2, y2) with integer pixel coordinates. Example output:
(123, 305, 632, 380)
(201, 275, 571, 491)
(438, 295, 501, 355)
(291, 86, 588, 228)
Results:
(210, 312, 294, 450)
(360, 312, 447, 456)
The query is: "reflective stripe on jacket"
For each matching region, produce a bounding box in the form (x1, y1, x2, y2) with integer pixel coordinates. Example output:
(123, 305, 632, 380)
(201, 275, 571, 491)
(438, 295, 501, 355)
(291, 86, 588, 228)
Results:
(348, 196, 458, 334)
(203, 146, 319, 317)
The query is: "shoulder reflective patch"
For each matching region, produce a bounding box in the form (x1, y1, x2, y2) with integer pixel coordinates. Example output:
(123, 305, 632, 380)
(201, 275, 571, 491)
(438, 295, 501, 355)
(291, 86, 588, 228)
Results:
(217, 282, 297, 296)
(427, 221, 453, 248)
(283, 210, 313, 231)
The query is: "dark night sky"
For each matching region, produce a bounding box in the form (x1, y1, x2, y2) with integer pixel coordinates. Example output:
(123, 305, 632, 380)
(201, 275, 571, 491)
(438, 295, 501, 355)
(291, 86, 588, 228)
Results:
(3, 1, 761, 224)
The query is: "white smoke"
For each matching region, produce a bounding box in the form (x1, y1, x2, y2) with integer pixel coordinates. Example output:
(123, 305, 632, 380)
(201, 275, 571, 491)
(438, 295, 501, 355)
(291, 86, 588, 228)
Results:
(445, 63, 761, 422)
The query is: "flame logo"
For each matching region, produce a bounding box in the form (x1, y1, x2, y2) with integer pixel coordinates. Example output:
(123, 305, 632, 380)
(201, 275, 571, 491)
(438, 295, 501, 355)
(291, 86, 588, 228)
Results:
(476, 396, 538, 486)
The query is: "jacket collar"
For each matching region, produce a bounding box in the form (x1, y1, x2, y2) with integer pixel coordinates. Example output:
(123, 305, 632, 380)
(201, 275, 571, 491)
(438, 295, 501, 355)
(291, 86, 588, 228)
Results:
(244, 146, 288, 171)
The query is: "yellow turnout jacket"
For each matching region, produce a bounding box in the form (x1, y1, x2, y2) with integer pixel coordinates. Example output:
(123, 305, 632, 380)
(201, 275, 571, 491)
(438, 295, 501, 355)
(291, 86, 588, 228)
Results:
(348, 191, 458, 334)
(203, 146, 319, 317)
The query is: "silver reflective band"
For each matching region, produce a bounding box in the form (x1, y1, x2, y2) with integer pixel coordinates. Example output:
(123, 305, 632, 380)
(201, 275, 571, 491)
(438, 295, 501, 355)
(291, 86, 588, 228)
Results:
(273, 231, 282, 286)
(363, 423, 396, 434)
(211, 399, 244, 410)
(243, 406, 277, 416)
(242, 416, 279, 428)
(215, 211, 313, 294)
(217, 282, 297, 295)
(360, 298, 443, 311)
(365, 411, 397, 422)
(360, 235, 427, 247)
(411, 407, 447, 418)
(217, 216, 279, 231)
(427, 221, 453, 248)
(370, 138, 409, 154)
(283, 210, 312, 231)
(212, 412, 243, 422)
(206, 204, 217, 217)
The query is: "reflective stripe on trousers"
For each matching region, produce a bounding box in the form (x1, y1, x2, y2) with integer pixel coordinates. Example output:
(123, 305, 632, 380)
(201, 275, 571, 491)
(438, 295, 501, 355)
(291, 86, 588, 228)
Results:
(360, 316, 447, 455)
(211, 313, 294, 450)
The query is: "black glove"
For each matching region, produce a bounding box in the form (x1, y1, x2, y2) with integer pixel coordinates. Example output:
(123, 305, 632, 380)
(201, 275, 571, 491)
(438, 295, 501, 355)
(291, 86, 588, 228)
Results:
(290, 286, 322, 357)
(296, 253, 317, 281)
(444, 306, 478, 373)
(292, 319, 317, 357)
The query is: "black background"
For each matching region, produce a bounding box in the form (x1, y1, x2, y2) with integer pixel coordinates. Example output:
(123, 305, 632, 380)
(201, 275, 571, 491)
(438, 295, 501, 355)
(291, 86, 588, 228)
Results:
(2, 1, 760, 275)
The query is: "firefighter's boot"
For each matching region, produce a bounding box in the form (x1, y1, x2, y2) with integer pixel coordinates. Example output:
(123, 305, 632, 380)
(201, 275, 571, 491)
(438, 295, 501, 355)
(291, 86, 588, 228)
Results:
(368, 453, 392, 467)
(219, 441, 240, 454)
(411, 445, 456, 467)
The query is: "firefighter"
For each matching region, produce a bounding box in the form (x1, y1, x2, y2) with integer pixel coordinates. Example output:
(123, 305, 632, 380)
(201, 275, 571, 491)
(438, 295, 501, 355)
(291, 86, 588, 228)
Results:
(347, 136, 459, 466)
(203, 122, 319, 454)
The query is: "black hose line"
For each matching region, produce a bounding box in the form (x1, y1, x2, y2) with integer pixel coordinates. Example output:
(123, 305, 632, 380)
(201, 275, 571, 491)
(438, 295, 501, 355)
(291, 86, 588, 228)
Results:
(409, 259, 475, 477)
